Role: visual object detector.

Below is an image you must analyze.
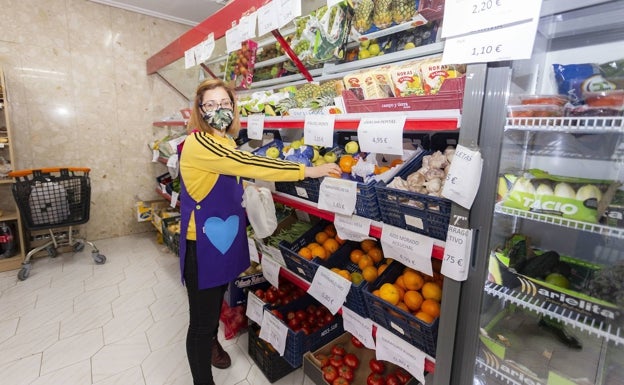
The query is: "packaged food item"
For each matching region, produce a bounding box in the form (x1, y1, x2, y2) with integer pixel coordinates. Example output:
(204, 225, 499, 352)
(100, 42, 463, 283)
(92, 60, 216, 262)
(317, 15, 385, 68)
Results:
(584, 90, 624, 108)
(224, 40, 258, 89)
(418, 58, 462, 95)
(507, 105, 563, 118)
(343, 71, 367, 100)
(519, 95, 568, 107)
(553, 63, 616, 105)
(390, 61, 425, 97)
(343, 68, 395, 100)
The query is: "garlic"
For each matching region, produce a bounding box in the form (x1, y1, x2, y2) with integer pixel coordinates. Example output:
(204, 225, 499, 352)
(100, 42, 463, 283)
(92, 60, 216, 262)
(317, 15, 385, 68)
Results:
(425, 168, 446, 181)
(576, 184, 602, 201)
(444, 147, 455, 164)
(425, 177, 442, 193)
(428, 151, 449, 169)
(554, 182, 576, 199)
(388, 176, 409, 191)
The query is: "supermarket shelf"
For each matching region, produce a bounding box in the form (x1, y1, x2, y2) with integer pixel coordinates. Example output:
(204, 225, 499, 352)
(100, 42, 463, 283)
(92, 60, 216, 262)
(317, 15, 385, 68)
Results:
(475, 357, 523, 385)
(505, 116, 624, 133)
(271, 191, 446, 260)
(0, 209, 19, 221)
(494, 202, 624, 239)
(155, 187, 180, 208)
(484, 281, 624, 346)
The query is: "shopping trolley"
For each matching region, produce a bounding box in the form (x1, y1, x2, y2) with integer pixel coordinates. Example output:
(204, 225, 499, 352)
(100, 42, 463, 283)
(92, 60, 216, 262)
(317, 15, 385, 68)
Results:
(9, 167, 106, 281)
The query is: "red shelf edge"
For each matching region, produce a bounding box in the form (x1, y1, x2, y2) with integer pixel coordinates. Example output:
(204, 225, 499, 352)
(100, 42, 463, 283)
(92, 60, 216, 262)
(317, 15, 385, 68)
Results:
(241, 117, 459, 131)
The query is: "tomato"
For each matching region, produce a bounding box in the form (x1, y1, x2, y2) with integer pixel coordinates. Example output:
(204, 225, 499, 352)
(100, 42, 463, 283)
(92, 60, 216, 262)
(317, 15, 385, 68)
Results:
(343, 353, 359, 369)
(306, 304, 318, 314)
(270, 309, 282, 320)
(287, 318, 300, 331)
(367, 373, 386, 385)
(369, 359, 386, 374)
(253, 289, 265, 300)
(394, 368, 411, 385)
(324, 312, 334, 325)
(351, 335, 364, 348)
(333, 378, 350, 385)
(314, 353, 329, 368)
(295, 310, 307, 321)
(323, 365, 339, 383)
(386, 373, 400, 385)
(338, 364, 354, 381)
(331, 345, 346, 356)
(329, 354, 344, 368)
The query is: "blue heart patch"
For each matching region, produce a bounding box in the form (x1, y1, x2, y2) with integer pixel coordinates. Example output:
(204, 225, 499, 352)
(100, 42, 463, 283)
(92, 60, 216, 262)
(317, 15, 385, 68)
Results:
(203, 215, 239, 254)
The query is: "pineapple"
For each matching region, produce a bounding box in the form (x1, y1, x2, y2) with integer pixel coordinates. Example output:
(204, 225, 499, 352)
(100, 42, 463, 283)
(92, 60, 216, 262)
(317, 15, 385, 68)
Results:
(373, 0, 393, 29)
(393, 0, 416, 24)
(294, 83, 321, 108)
(354, 0, 374, 33)
(310, 94, 336, 110)
(275, 97, 297, 116)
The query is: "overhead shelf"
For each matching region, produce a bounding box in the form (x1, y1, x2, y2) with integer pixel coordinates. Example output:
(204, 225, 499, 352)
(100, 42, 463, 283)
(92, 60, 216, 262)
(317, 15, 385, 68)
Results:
(505, 116, 624, 133)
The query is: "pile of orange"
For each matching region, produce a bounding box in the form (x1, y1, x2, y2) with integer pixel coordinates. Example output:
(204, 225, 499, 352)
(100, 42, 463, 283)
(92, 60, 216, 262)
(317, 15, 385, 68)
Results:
(298, 223, 345, 261)
(372, 266, 444, 324)
(347, 238, 389, 283)
(338, 155, 357, 173)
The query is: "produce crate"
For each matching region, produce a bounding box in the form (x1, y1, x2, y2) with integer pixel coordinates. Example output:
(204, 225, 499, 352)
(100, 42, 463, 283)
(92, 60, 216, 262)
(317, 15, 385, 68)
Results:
(161, 216, 181, 256)
(363, 263, 439, 357)
(224, 263, 267, 307)
(248, 323, 299, 383)
(375, 133, 458, 241)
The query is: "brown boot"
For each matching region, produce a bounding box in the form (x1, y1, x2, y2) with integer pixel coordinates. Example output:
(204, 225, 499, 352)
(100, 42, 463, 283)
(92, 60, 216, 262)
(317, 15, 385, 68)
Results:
(211, 337, 231, 369)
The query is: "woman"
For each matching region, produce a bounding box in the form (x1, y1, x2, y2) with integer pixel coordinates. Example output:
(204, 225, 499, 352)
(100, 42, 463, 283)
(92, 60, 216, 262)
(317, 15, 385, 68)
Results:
(179, 78, 341, 385)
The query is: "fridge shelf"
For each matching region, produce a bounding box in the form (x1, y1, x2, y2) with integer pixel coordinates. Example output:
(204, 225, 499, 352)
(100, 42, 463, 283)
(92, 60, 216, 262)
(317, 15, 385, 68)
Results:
(484, 281, 624, 346)
(494, 202, 624, 239)
(505, 116, 624, 132)
(475, 357, 525, 385)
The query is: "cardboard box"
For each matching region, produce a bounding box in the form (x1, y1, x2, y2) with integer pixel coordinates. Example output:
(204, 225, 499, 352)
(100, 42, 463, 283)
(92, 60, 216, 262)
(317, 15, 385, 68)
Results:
(224, 262, 266, 307)
(135, 200, 168, 222)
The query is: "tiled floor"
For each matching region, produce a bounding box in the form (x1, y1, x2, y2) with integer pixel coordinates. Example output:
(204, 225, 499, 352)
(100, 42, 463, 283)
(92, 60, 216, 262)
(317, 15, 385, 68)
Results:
(0, 232, 316, 385)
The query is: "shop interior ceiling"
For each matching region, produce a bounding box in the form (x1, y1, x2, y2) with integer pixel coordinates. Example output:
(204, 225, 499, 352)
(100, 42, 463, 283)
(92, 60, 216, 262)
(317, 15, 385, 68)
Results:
(88, 0, 227, 25)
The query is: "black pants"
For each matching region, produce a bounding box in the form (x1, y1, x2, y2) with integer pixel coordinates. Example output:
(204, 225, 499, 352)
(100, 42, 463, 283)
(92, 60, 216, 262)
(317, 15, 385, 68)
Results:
(184, 240, 227, 385)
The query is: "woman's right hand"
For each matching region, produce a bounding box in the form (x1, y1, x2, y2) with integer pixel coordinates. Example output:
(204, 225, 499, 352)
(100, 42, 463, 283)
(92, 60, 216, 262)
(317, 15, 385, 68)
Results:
(304, 162, 342, 179)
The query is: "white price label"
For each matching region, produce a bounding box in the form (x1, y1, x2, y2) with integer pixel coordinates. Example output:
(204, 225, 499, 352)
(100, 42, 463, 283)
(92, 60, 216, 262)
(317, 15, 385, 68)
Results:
(166, 153, 178, 169)
(334, 213, 372, 243)
(152, 149, 159, 162)
(442, 20, 539, 64)
(225, 24, 242, 53)
(441, 225, 472, 281)
(248, 237, 260, 263)
(304, 115, 335, 148)
(184, 48, 196, 69)
(442, 0, 542, 38)
(357, 116, 405, 155)
(341, 307, 375, 349)
(441, 144, 483, 209)
(196, 33, 215, 63)
(260, 244, 286, 266)
(170, 191, 179, 208)
(380, 224, 433, 276)
(246, 291, 265, 325)
(261, 254, 281, 288)
(246, 114, 265, 140)
(259, 310, 288, 356)
(308, 266, 351, 315)
(318, 178, 357, 216)
(278, 0, 301, 28)
(376, 327, 427, 384)
(239, 13, 257, 40)
(257, 2, 279, 36)
(327, 0, 342, 7)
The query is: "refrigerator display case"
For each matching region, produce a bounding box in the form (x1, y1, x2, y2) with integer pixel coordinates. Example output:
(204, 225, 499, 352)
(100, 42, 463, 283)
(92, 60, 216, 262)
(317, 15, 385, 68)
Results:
(452, 1, 624, 385)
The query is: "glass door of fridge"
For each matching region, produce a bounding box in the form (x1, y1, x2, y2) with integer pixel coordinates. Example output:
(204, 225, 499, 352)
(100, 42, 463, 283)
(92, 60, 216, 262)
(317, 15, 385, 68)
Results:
(452, 1, 624, 385)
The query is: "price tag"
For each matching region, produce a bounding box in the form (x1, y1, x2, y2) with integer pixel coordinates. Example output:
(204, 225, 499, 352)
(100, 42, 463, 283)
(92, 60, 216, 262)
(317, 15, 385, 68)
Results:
(334, 213, 372, 243)
(295, 186, 309, 199)
(259, 309, 288, 356)
(261, 254, 281, 288)
(357, 116, 405, 155)
(341, 307, 375, 349)
(442, 0, 542, 38)
(152, 149, 159, 162)
(257, 2, 279, 36)
(196, 33, 215, 63)
(442, 20, 539, 64)
(184, 48, 196, 69)
(441, 225, 472, 281)
(166, 153, 178, 169)
(246, 114, 265, 140)
(260, 243, 286, 266)
(318, 178, 357, 216)
(380, 224, 433, 276)
(225, 24, 242, 53)
(304, 115, 335, 148)
(239, 13, 257, 40)
(376, 326, 427, 384)
(170, 191, 179, 208)
(246, 291, 265, 325)
(248, 237, 260, 263)
(441, 144, 483, 209)
(308, 266, 351, 315)
(278, 0, 301, 28)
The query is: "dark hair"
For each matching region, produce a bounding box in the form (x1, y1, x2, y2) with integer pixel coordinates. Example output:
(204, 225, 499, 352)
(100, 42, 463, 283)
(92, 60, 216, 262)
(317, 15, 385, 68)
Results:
(187, 79, 240, 137)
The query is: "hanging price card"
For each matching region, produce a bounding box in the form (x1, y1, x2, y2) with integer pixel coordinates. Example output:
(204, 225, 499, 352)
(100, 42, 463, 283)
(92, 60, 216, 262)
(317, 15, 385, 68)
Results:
(225, 24, 242, 53)
(170, 191, 179, 208)
(318, 178, 357, 216)
(441, 144, 483, 209)
(380, 223, 433, 276)
(334, 213, 372, 243)
(246, 291, 265, 325)
(248, 237, 260, 263)
(259, 309, 288, 356)
(166, 153, 178, 169)
(441, 225, 472, 281)
(376, 327, 427, 384)
(357, 116, 405, 155)
(257, 2, 279, 36)
(327, 0, 342, 7)
(308, 266, 351, 315)
(259, 243, 286, 266)
(341, 307, 375, 349)
(239, 13, 257, 40)
(246, 114, 265, 140)
(152, 149, 159, 162)
(261, 253, 281, 288)
(304, 114, 335, 147)
(184, 48, 196, 69)
(442, 19, 539, 64)
(442, 0, 542, 38)
(278, 0, 301, 28)
(196, 33, 215, 63)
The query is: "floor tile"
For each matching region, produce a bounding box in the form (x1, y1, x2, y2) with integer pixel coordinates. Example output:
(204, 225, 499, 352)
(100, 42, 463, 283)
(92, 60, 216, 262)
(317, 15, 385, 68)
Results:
(91, 331, 151, 383)
(41, 328, 103, 375)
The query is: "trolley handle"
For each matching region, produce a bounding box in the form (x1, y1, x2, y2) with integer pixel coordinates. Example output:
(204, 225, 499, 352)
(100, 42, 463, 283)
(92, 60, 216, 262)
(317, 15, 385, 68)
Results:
(9, 167, 91, 178)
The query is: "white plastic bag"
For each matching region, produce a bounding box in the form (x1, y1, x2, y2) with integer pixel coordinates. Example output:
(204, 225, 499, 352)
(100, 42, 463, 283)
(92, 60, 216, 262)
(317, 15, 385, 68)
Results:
(241, 186, 277, 239)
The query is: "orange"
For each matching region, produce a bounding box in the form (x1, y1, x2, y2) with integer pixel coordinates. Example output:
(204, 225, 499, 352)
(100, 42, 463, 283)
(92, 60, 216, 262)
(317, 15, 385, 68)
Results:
(310, 245, 327, 260)
(372, 289, 381, 298)
(421, 282, 443, 301)
(395, 285, 405, 302)
(307, 242, 321, 250)
(420, 299, 441, 319)
(362, 265, 378, 283)
(395, 275, 407, 290)
(350, 249, 364, 264)
(357, 254, 374, 270)
(323, 238, 340, 254)
(415, 311, 434, 324)
(339, 155, 356, 173)
(298, 247, 313, 260)
(315, 231, 329, 244)
(367, 247, 383, 264)
(377, 263, 389, 276)
(337, 269, 351, 281)
(404, 290, 424, 312)
(396, 302, 409, 312)
(403, 270, 425, 291)
(379, 283, 400, 305)
(360, 239, 376, 253)
(374, 166, 390, 175)
(324, 224, 337, 238)
(390, 158, 404, 167)
(335, 234, 346, 245)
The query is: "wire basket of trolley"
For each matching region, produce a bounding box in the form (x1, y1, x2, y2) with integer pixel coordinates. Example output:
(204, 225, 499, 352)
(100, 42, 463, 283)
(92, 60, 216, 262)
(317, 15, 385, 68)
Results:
(8, 167, 106, 281)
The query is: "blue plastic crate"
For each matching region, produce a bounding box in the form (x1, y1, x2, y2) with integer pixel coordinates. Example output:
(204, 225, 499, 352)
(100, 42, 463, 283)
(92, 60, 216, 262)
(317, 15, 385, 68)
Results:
(278, 220, 335, 281)
(363, 263, 439, 357)
(248, 323, 299, 382)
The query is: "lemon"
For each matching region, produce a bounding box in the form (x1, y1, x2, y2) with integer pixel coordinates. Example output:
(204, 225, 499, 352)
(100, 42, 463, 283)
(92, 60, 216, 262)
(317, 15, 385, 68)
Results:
(404, 42, 416, 50)
(358, 49, 371, 59)
(368, 43, 380, 56)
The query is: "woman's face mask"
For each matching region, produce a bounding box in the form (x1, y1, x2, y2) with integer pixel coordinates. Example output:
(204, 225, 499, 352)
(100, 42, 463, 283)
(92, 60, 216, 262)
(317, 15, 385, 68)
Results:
(203, 107, 234, 131)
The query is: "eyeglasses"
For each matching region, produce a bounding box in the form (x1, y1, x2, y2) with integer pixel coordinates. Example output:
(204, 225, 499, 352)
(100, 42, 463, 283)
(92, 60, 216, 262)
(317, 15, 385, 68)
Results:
(200, 99, 233, 112)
